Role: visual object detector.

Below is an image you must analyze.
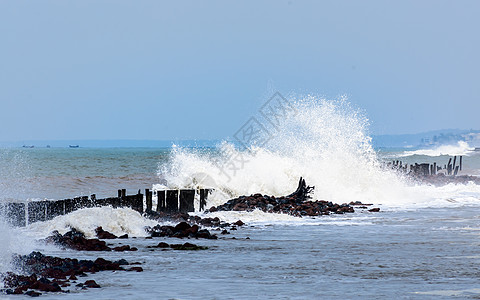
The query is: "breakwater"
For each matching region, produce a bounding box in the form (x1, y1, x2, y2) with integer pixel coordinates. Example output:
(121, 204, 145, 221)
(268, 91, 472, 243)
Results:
(0, 188, 211, 227)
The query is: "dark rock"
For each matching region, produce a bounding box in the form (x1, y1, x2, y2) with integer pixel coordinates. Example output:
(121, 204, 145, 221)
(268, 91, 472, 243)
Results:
(368, 208, 380, 212)
(170, 243, 208, 250)
(95, 227, 118, 239)
(84, 280, 101, 288)
(25, 290, 42, 297)
(44, 229, 112, 251)
(234, 220, 245, 226)
(127, 267, 143, 272)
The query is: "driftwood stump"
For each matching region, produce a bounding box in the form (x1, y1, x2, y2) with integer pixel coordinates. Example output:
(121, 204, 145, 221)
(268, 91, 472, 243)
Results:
(287, 177, 314, 202)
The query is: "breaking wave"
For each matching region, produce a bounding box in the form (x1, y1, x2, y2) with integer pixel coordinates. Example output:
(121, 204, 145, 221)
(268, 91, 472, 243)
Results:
(155, 95, 480, 210)
(399, 141, 475, 157)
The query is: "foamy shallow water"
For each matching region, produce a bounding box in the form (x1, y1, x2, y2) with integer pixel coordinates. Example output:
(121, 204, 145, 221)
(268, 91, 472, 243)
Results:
(2, 207, 480, 299)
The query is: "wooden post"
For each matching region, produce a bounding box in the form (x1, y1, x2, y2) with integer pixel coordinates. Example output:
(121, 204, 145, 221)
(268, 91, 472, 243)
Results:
(46, 200, 65, 220)
(118, 189, 122, 198)
(433, 162, 437, 175)
(454, 165, 460, 176)
(166, 190, 179, 213)
(200, 189, 209, 211)
(145, 189, 152, 212)
(65, 199, 74, 214)
(447, 158, 452, 175)
(3, 202, 26, 227)
(28, 201, 47, 224)
(460, 156, 463, 171)
(156, 190, 166, 212)
(179, 189, 195, 213)
(121, 189, 126, 198)
(135, 190, 144, 213)
(453, 156, 457, 173)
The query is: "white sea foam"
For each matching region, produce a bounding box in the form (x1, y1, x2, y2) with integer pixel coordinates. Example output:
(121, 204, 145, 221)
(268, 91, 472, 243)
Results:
(399, 141, 475, 157)
(157, 95, 480, 212)
(23, 207, 158, 239)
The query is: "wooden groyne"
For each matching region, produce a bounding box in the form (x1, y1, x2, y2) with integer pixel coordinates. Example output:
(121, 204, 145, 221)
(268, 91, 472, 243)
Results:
(0, 188, 212, 227)
(387, 155, 464, 176)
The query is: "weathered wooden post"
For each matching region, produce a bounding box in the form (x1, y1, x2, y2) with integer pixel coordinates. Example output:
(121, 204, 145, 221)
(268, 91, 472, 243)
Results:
(453, 156, 457, 173)
(118, 190, 122, 198)
(166, 190, 178, 213)
(199, 189, 209, 211)
(134, 190, 144, 213)
(156, 190, 166, 212)
(460, 156, 463, 171)
(145, 189, 152, 212)
(454, 165, 460, 176)
(3, 202, 26, 227)
(179, 189, 195, 213)
(447, 158, 452, 175)
(65, 199, 74, 214)
(121, 189, 126, 198)
(433, 162, 437, 175)
(28, 201, 47, 224)
(46, 200, 65, 220)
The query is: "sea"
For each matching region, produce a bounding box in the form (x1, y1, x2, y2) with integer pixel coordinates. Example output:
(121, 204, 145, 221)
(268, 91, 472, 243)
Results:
(2, 98, 480, 299)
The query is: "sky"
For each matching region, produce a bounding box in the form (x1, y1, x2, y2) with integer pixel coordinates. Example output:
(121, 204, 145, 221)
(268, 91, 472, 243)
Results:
(0, 0, 479, 142)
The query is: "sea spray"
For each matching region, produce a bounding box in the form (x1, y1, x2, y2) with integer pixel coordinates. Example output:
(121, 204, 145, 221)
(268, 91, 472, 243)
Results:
(157, 95, 480, 210)
(23, 207, 158, 239)
(158, 96, 407, 206)
(399, 141, 475, 157)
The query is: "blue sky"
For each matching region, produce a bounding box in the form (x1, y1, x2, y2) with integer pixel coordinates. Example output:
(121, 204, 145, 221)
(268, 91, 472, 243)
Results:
(0, 0, 479, 141)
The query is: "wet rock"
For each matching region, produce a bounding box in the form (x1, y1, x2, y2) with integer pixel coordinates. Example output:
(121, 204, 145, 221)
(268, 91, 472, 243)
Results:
(118, 234, 129, 239)
(234, 220, 245, 226)
(25, 290, 42, 297)
(368, 208, 380, 212)
(44, 229, 111, 251)
(146, 222, 217, 239)
(2, 251, 139, 296)
(208, 185, 355, 218)
(170, 243, 208, 250)
(127, 267, 144, 272)
(112, 245, 137, 251)
(95, 227, 118, 239)
(84, 280, 101, 288)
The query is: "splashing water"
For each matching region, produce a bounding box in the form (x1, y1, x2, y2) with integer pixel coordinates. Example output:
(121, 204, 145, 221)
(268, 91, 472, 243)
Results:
(157, 95, 480, 210)
(399, 141, 475, 157)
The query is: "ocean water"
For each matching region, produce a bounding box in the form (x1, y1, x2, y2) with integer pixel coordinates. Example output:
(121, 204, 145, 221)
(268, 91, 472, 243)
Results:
(2, 97, 480, 298)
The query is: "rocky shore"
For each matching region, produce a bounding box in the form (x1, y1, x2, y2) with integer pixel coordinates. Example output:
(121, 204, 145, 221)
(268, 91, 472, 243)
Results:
(2, 177, 382, 297)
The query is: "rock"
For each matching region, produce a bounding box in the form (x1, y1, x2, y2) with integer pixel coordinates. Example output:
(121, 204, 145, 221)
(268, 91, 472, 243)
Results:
(95, 227, 118, 239)
(146, 222, 217, 239)
(368, 208, 380, 212)
(44, 229, 112, 251)
(25, 291, 42, 297)
(234, 220, 245, 226)
(156, 242, 170, 248)
(118, 234, 129, 239)
(84, 280, 101, 288)
(127, 267, 144, 272)
(113, 245, 137, 251)
(170, 243, 208, 250)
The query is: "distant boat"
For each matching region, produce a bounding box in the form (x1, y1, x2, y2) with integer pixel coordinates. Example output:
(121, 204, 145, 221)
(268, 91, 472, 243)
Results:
(69, 145, 79, 148)
(475, 147, 480, 152)
(22, 145, 34, 148)
(46, 145, 51, 148)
